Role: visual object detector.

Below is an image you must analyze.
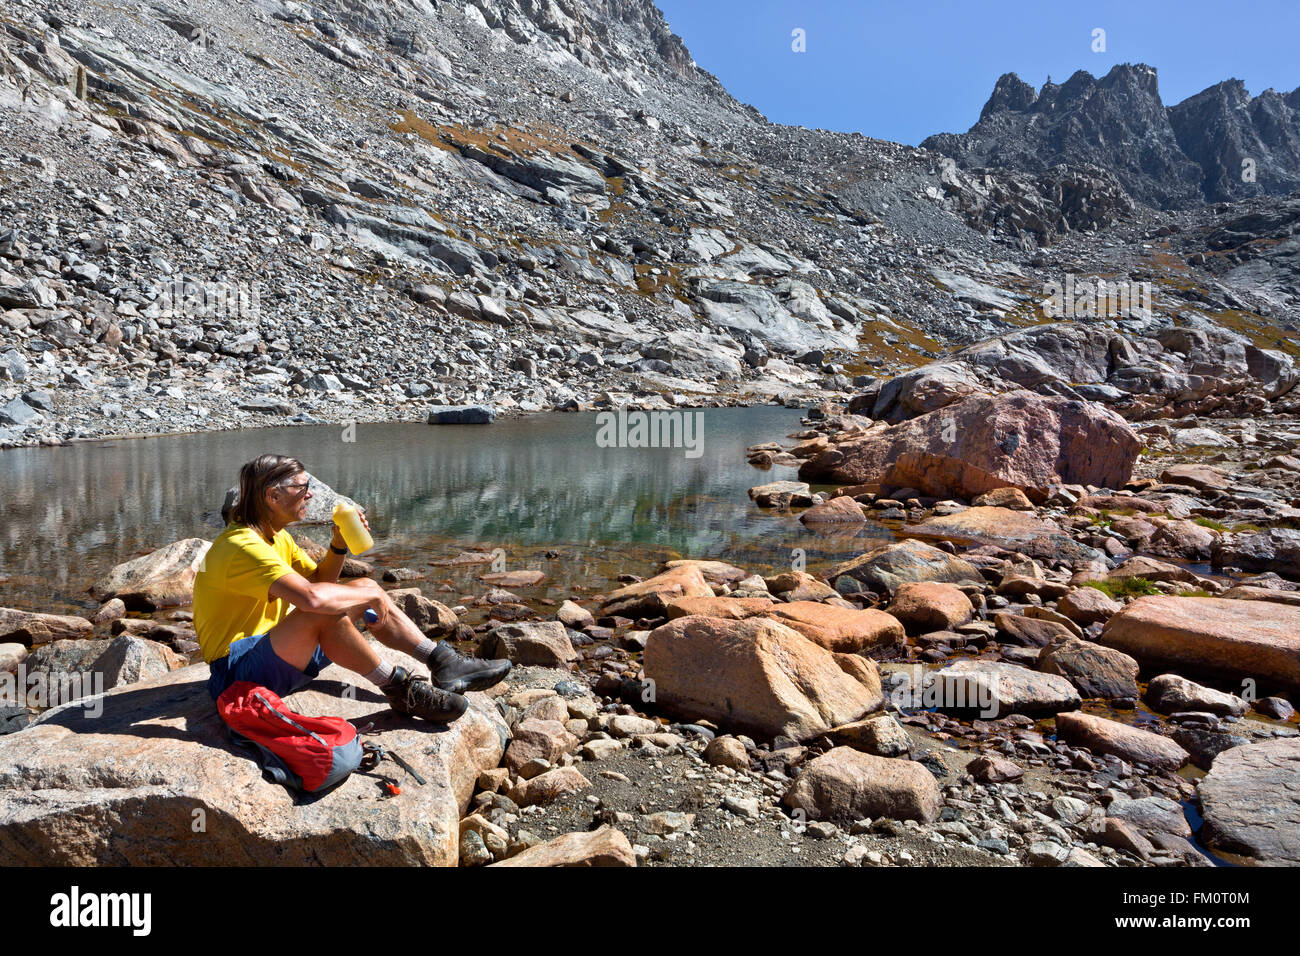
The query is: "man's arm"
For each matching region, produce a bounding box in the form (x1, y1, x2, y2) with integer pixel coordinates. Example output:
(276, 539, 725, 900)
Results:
(308, 526, 347, 584)
(270, 572, 389, 624)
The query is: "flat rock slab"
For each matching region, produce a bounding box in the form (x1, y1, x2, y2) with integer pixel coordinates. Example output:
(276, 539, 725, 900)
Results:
(911, 507, 1103, 564)
(1199, 738, 1300, 866)
(764, 601, 905, 653)
(0, 646, 507, 865)
(1100, 595, 1300, 690)
(600, 565, 713, 619)
(937, 659, 1080, 718)
(1055, 711, 1189, 771)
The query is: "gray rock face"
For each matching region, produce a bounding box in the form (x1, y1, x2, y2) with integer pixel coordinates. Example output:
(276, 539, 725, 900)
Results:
(924, 64, 1300, 209)
(869, 321, 1298, 423)
(1168, 80, 1300, 203)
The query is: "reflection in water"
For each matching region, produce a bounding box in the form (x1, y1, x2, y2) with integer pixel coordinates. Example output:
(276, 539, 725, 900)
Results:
(0, 407, 895, 612)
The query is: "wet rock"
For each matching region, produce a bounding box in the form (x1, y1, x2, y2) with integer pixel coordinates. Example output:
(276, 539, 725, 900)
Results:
(1100, 596, 1300, 690)
(765, 601, 905, 653)
(1172, 727, 1249, 771)
(0, 608, 93, 646)
(427, 405, 495, 425)
(1038, 636, 1140, 700)
(1199, 738, 1300, 866)
(490, 825, 635, 867)
(748, 481, 814, 508)
(600, 564, 713, 619)
(828, 539, 983, 596)
(89, 538, 211, 610)
(885, 582, 973, 634)
(1146, 674, 1249, 717)
(643, 615, 882, 742)
(1055, 711, 1189, 770)
(782, 746, 942, 823)
(479, 621, 577, 668)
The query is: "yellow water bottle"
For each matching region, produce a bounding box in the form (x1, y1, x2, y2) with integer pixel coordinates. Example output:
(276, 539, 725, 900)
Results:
(332, 501, 374, 554)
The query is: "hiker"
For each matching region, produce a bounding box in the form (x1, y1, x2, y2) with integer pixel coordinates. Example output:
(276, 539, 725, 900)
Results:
(194, 454, 510, 722)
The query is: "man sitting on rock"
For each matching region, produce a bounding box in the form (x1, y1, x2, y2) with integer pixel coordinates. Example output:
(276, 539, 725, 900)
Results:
(194, 454, 510, 722)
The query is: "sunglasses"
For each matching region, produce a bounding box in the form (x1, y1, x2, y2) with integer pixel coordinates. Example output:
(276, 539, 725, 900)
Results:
(279, 479, 312, 496)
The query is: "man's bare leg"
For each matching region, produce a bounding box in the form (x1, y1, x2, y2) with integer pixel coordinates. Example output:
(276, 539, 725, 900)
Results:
(265, 603, 468, 722)
(266, 607, 380, 675)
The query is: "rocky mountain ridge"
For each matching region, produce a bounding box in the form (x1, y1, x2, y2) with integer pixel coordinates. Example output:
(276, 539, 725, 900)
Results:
(925, 64, 1300, 207)
(0, 0, 1296, 450)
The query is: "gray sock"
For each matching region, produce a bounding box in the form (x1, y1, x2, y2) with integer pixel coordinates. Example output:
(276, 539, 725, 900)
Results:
(413, 638, 437, 663)
(365, 662, 395, 689)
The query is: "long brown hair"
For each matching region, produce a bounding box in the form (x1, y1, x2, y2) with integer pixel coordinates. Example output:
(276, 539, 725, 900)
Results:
(231, 454, 305, 540)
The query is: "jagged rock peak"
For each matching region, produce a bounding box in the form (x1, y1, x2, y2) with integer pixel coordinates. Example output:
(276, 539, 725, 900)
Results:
(979, 72, 1037, 119)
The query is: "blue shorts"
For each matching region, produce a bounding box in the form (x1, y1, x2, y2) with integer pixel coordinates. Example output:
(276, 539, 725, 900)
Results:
(207, 633, 332, 700)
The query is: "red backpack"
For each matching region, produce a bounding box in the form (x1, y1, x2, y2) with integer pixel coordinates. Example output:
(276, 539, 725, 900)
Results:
(216, 681, 364, 793)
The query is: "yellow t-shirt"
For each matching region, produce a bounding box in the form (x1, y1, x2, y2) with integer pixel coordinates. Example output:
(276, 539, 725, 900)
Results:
(193, 523, 318, 663)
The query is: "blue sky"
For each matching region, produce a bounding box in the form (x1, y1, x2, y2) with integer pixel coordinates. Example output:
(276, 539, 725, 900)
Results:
(654, 0, 1300, 146)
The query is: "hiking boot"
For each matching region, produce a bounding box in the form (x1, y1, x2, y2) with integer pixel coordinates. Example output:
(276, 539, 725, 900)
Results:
(428, 641, 512, 694)
(383, 666, 468, 723)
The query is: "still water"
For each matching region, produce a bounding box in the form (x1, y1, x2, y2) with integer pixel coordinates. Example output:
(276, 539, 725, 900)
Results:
(0, 407, 896, 613)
